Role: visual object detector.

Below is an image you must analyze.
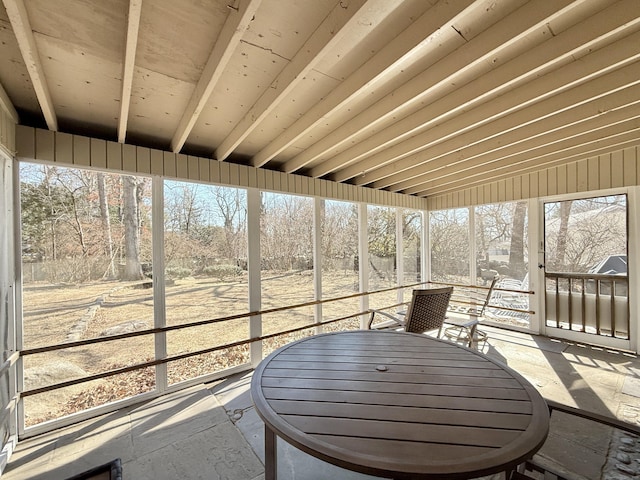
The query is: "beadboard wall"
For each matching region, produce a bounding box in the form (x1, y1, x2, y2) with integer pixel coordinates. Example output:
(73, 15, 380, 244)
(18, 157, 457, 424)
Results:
(13, 126, 640, 211)
(15, 126, 428, 210)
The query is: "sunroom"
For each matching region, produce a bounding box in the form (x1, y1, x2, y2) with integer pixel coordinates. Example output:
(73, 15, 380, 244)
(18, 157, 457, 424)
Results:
(0, 1, 639, 479)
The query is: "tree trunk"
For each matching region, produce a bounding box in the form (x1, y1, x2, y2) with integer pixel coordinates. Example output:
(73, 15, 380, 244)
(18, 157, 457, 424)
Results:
(70, 194, 87, 256)
(44, 167, 58, 260)
(553, 200, 573, 271)
(123, 176, 143, 280)
(97, 173, 116, 279)
(509, 201, 527, 279)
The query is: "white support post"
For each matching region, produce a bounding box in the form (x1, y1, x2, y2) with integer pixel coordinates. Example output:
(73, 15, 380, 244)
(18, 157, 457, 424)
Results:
(626, 186, 639, 353)
(528, 197, 544, 335)
(358, 203, 368, 329)
(396, 208, 404, 305)
(422, 209, 429, 284)
(4, 153, 18, 450)
(152, 177, 167, 393)
(247, 188, 262, 366)
(313, 198, 323, 333)
(12, 157, 24, 438)
(469, 207, 476, 285)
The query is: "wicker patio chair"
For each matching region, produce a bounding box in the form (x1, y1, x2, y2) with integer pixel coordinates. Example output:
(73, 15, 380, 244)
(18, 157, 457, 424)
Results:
(367, 287, 453, 336)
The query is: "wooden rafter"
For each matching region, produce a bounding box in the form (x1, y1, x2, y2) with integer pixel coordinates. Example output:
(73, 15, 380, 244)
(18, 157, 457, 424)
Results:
(171, 0, 263, 153)
(3, 0, 57, 130)
(253, 0, 478, 169)
(215, 0, 370, 163)
(309, 0, 639, 181)
(289, 0, 575, 176)
(418, 130, 640, 197)
(341, 32, 640, 187)
(393, 90, 640, 193)
(117, 0, 143, 144)
(406, 113, 640, 195)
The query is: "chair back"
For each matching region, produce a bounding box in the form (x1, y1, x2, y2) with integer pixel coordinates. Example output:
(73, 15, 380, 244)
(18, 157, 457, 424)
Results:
(477, 276, 499, 317)
(404, 287, 453, 334)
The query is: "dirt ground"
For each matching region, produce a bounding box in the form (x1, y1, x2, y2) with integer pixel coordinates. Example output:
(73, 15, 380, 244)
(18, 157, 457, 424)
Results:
(22, 271, 371, 426)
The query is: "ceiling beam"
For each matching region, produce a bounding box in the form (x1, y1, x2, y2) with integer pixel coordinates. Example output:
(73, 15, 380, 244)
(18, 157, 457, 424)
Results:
(117, 0, 142, 144)
(402, 98, 640, 194)
(419, 129, 640, 198)
(250, 0, 478, 168)
(170, 0, 263, 153)
(377, 64, 640, 191)
(3, 0, 57, 131)
(308, 0, 638, 179)
(340, 31, 640, 186)
(215, 0, 370, 162)
(285, 0, 576, 175)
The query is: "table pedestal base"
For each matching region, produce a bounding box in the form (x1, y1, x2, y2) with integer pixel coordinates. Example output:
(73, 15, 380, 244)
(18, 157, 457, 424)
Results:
(265, 425, 277, 480)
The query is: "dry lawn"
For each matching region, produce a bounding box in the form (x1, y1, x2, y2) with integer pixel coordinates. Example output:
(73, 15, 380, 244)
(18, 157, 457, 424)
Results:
(22, 270, 367, 426)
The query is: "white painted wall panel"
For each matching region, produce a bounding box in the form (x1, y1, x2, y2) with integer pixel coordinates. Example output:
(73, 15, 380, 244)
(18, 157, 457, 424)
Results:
(14, 127, 429, 210)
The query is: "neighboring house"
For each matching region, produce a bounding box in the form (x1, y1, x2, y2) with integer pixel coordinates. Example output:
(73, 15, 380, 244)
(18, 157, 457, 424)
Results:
(587, 254, 628, 295)
(588, 254, 627, 275)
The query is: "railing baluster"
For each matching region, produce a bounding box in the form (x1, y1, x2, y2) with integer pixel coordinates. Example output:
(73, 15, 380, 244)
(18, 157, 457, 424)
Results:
(581, 278, 586, 334)
(610, 279, 616, 337)
(568, 278, 573, 331)
(595, 279, 601, 335)
(555, 277, 560, 328)
(626, 279, 630, 340)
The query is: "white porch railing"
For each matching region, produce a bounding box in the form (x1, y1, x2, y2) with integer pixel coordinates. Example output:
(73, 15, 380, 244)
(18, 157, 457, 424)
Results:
(544, 272, 629, 339)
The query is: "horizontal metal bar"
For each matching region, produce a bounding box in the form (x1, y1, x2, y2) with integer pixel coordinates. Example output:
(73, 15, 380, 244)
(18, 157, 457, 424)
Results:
(21, 283, 426, 357)
(20, 310, 368, 398)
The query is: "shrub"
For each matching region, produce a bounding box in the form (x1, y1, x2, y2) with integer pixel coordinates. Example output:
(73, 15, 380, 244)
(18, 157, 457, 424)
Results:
(166, 266, 192, 279)
(202, 264, 242, 280)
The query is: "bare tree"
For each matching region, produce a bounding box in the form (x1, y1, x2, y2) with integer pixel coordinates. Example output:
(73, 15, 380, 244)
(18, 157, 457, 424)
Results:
(322, 201, 358, 271)
(97, 172, 116, 279)
(552, 200, 572, 271)
(261, 193, 313, 271)
(214, 186, 247, 261)
(508, 201, 527, 279)
(123, 175, 143, 280)
(430, 209, 469, 282)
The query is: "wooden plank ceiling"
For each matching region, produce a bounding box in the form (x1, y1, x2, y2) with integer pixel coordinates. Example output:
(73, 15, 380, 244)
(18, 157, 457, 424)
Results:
(0, 0, 638, 199)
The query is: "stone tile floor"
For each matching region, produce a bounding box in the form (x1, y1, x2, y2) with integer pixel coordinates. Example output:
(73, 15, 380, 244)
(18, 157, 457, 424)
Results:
(3, 326, 639, 479)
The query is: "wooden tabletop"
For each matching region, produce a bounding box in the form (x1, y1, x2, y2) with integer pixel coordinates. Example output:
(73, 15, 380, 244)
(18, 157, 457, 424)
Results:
(251, 330, 550, 479)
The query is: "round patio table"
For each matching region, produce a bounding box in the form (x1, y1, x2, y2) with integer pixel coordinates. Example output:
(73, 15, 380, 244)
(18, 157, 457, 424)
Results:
(251, 330, 549, 479)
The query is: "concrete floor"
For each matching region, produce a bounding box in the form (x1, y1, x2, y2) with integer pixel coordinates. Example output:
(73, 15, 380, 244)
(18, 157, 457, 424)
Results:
(3, 326, 640, 480)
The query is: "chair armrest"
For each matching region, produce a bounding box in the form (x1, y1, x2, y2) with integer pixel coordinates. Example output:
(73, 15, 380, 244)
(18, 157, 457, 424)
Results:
(368, 309, 406, 330)
(546, 399, 640, 435)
